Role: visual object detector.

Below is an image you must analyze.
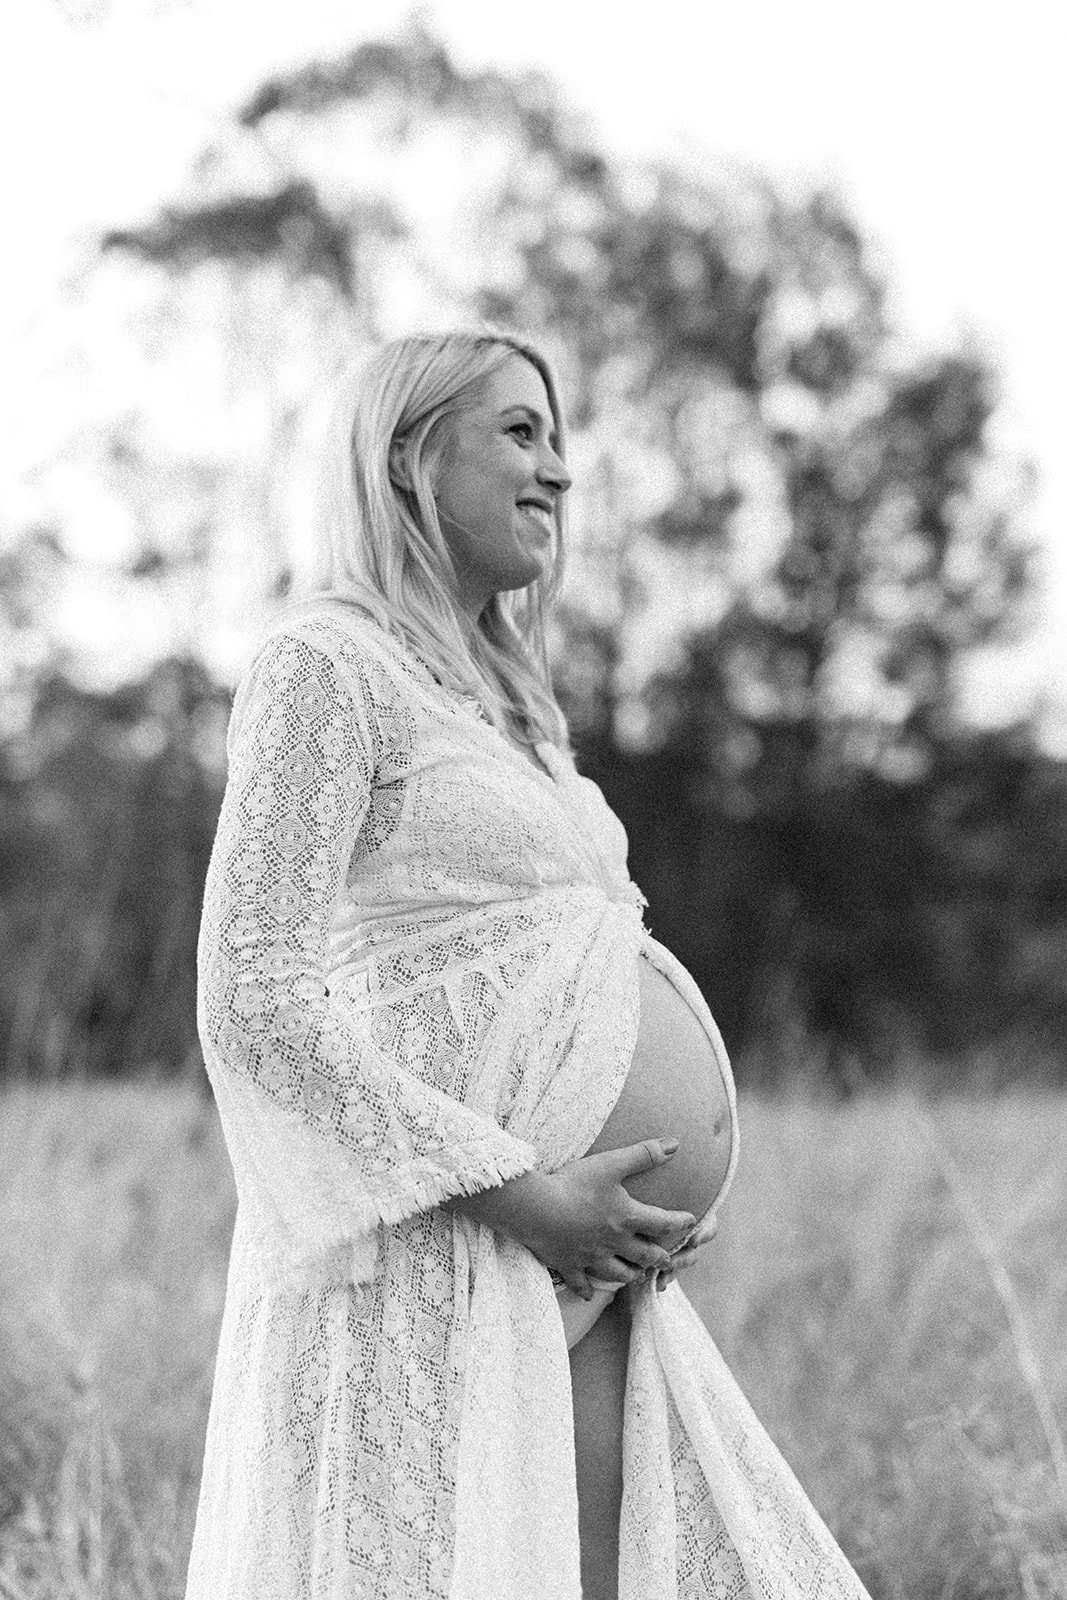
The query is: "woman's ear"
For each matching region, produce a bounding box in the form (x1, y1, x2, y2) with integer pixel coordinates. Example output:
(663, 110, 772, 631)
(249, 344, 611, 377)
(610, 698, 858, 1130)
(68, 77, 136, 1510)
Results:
(388, 435, 415, 493)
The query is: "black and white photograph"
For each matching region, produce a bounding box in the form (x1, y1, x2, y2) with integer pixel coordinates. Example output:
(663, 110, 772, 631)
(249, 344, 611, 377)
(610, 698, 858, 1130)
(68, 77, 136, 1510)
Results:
(1, 2, 1065, 1596)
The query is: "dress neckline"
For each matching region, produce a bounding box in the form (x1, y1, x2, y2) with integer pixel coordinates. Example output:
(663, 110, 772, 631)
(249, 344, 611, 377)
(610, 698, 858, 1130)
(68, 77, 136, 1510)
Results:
(407, 656, 563, 792)
(469, 713, 562, 790)
(294, 608, 567, 792)
(494, 732, 559, 785)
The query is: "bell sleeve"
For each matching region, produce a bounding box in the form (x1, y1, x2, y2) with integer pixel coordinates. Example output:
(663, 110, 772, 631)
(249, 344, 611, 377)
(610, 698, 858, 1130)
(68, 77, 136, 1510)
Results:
(196, 626, 540, 1285)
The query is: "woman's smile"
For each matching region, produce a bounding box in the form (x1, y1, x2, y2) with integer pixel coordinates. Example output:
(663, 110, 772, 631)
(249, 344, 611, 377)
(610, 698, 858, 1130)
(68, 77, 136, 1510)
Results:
(518, 499, 555, 536)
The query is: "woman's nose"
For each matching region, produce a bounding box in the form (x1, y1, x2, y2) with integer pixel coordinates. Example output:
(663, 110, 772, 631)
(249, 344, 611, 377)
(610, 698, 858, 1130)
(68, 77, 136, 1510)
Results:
(539, 450, 572, 496)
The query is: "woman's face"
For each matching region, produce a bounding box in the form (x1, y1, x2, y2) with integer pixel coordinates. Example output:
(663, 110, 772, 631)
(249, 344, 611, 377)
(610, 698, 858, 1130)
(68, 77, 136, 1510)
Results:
(431, 354, 571, 618)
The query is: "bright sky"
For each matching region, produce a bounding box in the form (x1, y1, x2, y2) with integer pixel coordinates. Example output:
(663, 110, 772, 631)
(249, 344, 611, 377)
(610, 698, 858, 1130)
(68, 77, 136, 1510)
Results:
(4, 0, 1065, 742)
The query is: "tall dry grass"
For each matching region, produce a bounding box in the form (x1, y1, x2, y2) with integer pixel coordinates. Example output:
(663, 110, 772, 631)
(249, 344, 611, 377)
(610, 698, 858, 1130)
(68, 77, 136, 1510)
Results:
(0, 1083, 1065, 1598)
(687, 1093, 1067, 1599)
(0, 1085, 230, 1599)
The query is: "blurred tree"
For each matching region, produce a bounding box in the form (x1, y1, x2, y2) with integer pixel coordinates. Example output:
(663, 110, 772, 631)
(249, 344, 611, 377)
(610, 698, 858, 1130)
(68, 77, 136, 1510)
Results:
(4, 10, 1061, 1082)
(0, 648, 226, 1079)
(103, 182, 359, 297)
(97, 17, 1036, 750)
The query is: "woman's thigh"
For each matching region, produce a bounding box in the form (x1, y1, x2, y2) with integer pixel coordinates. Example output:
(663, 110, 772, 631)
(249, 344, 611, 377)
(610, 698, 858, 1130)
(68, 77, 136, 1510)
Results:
(569, 1290, 632, 1598)
(557, 1279, 620, 1350)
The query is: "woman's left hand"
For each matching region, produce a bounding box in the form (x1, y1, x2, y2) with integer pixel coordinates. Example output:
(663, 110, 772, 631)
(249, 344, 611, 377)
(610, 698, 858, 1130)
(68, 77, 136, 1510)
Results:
(648, 1211, 718, 1292)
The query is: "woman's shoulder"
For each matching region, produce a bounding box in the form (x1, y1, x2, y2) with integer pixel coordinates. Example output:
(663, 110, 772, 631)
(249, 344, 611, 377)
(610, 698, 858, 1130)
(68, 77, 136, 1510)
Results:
(222, 605, 423, 757)
(245, 599, 416, 693)
(227, 603, 427, 766)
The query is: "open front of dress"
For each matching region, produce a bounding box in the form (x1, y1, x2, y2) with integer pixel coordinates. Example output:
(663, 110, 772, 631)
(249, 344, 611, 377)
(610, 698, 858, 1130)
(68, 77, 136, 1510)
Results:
(185, 603, 872, 1600)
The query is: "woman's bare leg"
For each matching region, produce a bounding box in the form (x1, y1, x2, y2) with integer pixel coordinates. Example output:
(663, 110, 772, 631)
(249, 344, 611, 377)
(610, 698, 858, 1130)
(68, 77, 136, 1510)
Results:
(569, 1288, 631, 1600)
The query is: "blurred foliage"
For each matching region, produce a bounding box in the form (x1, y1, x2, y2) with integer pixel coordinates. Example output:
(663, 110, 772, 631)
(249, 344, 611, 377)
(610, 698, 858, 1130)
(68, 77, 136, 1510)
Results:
(0, 645, 227, 1080)
(3, 13, 1065, 1086)
(103, 181, 360, 296)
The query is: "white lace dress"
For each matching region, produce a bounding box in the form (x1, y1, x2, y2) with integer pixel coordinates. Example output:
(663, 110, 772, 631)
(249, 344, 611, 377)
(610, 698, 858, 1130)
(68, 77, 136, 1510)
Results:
(185, 601, 872, 1600)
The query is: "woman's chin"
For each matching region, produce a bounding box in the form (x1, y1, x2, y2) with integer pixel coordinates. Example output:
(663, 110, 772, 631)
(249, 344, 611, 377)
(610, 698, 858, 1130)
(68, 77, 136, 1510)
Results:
(500, 555, 549, 593)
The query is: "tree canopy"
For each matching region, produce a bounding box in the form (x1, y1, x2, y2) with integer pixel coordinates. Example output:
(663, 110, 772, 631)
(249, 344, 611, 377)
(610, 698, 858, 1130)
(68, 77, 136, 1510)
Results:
(3, 14, 1061, 1085)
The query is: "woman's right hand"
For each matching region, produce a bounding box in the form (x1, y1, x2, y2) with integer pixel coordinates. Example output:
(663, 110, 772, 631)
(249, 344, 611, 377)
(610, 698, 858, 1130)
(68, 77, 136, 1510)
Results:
(445, 1139, 697, 1301)
(528, 1140, 699, 1299)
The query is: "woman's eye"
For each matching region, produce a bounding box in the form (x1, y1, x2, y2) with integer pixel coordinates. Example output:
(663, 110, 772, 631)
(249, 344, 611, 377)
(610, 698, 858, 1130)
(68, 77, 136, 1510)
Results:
(508, 422, 534, 442)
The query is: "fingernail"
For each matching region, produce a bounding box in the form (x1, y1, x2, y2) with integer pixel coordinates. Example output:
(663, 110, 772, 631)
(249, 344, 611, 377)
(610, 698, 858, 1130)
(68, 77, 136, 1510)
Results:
(663, 1139, 679, 1156)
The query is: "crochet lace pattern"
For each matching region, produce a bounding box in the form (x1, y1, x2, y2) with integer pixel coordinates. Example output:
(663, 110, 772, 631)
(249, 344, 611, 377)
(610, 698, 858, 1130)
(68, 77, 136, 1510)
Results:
(185, 603, 871, 1600)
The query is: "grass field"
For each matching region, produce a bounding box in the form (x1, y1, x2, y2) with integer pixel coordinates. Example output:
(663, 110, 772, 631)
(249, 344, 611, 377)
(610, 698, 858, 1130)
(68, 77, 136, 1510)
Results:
(0, 1082, 1065, 1598)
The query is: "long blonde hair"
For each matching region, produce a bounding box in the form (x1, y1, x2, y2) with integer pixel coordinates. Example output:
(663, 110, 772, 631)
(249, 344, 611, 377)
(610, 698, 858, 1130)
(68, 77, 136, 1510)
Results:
(289, 325, 572, 751)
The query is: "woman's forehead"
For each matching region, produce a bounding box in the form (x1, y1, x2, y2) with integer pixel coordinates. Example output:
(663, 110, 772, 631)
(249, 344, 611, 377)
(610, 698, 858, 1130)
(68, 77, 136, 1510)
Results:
(478, 355, 553, 416)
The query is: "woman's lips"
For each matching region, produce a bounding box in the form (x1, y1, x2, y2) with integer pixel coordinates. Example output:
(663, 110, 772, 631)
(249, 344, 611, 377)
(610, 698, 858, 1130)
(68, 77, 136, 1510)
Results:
(518, 502, 553, 534)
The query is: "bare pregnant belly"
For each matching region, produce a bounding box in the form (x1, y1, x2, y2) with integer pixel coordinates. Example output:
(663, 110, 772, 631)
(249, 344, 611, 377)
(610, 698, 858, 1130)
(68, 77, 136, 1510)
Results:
(583, 952, 732, 1223)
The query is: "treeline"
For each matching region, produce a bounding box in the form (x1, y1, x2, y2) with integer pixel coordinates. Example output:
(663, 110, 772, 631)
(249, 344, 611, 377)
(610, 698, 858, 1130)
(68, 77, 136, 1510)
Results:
(3, 15, 1064, 1087)
(1, 647, 1065, 1087)
(585, 723, 1067, 1086)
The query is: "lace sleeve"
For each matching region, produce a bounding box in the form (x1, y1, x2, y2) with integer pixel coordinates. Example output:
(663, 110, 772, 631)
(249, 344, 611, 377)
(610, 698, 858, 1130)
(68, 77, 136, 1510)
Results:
(196, 627, 539, 1281)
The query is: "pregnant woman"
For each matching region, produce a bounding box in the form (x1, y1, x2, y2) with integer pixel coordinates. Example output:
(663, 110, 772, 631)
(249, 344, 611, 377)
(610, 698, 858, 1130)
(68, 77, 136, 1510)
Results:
(186, 327, 872, 1599)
